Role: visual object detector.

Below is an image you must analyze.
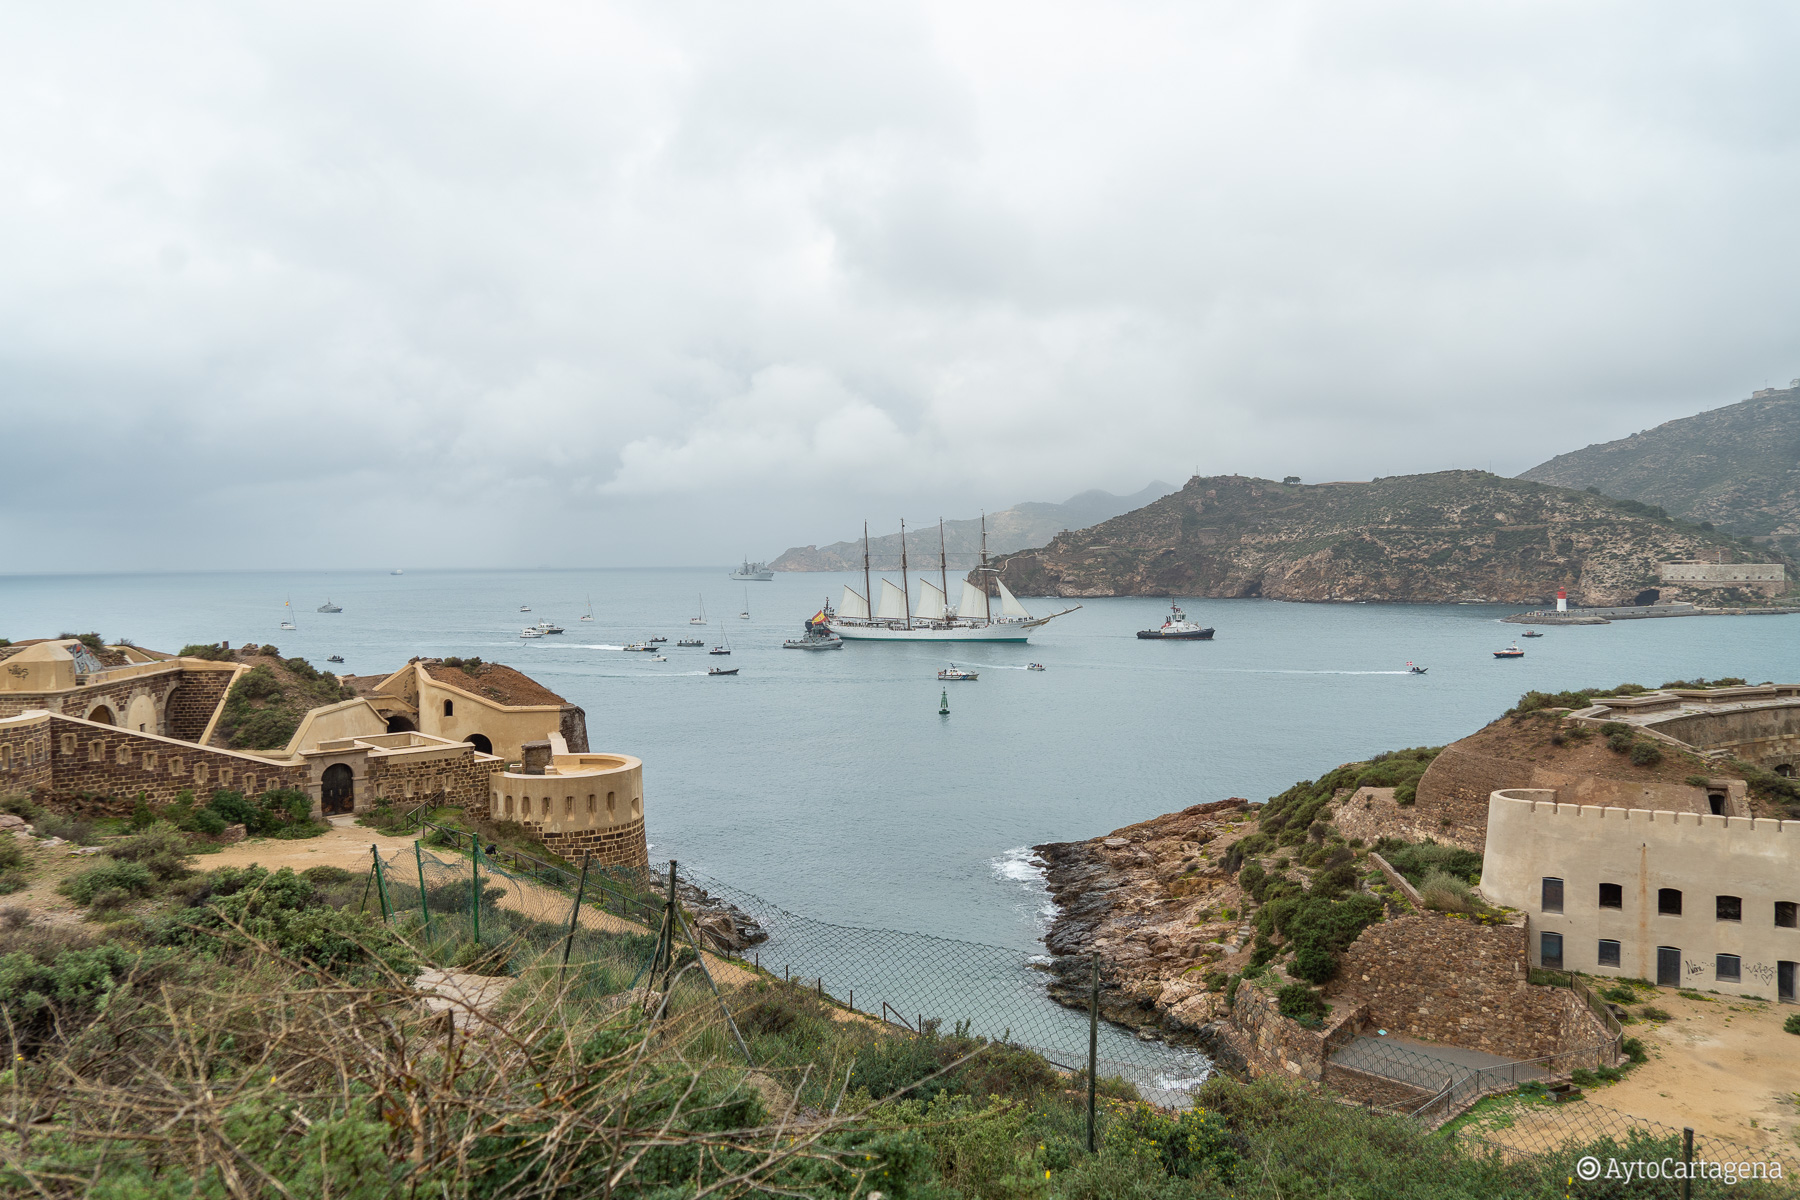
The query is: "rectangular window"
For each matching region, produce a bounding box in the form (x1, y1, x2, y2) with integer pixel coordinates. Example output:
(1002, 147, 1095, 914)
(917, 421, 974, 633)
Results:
(1716, 954, 1741, 983)
(1658, 888, 1683, 916)
(61, 734, 76, 755)
(1540, 932, 1564, 970)
(1599, 882, 1623, 909)
(1776, 901, 1797, 929)
(169, 756, 183, 776)
(1716, 895, 1742, 922)
(1597, 939, 1622, 967)
(1541, 877, 1564, 914)
(144, 751, 157, 772)
(116, 745, 130, 765)
(88, 740, 103, 762)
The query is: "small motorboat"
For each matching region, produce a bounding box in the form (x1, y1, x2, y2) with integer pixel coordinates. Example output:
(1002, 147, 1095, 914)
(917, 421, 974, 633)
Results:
(649, 654, 667, 662)
(520, 627, 542, 639)
(1493, 644, 1525, 659)
(536, 620, 564, 634)
(649, 636, 667, 644)
(317, 600, 342, 613)
(1521, 630, 1544, 638)
(709, 645, 731, 656)
(938, 664, 978, 681)
(326, 654, 344, 664)
(1026, 663, 1046, 671)
(708, 667, 738, 676)
(676, 638, 705, 647)
(1407, 662, 1427, 674)
(520, 605, 531, 612)
(622, 642, 653, 652)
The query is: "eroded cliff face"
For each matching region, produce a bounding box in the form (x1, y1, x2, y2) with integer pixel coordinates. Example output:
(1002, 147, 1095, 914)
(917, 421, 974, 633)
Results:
(988, 471, 1783, 605)
(1033, 799, 1253, 1038)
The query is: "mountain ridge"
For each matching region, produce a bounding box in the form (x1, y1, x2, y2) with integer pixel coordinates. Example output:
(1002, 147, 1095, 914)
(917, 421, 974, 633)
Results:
(768, 481, 1176, 572)
(1518, 384, 1800, 553)
(985, 470, 1790, 605)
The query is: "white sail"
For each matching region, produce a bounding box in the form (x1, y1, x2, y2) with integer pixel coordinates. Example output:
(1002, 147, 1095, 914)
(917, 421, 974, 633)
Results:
(914, 580, 946, 621)
(957, 580, 989, 621)
(876, 578, 909, 620)
(839, 585, 870, 619)
(996, 580, 1032, 619)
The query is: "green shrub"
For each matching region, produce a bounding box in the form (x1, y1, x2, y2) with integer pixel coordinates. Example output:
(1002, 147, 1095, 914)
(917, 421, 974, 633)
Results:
(33, 811, 102, 846)
(1102, 1100, 1242, 1182)
(1638, 1005, 1672, 1021)
(0, 794, 39, 820)
(1629, 741, 1662, 767)
(1784, 1013, 1800, 1035)
(178, 643, 234, 661)
(301, 865, 353, 885)
(61, 860, 157, 906)
(1292, 944, 1336, 984)
(161, 865, 417, 978)
(1418, 869, 1476, 914)
(1622, 1036, 1648, 1063)
(1379, 839, 1483, 886)
(1276, 982, 1328, 1026)
(106, 822, 194, 880)
(1600, 984, 1638, 1004)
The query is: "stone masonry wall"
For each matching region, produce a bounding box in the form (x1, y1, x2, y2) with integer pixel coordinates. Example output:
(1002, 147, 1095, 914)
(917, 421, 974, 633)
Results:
(0, 669, 181, 723)
(39, 715, 306, 814)
(1411, 745, 1528, 845)
(367, 751, 492, 814)
(0, 719, 53, 795)
(559, 705, 590, 754)
(1227, 981, 1365, 1082)
(164, 669, 237, 742)
(536, 816, 649, 868)
(1335, 913, 1605, 1061)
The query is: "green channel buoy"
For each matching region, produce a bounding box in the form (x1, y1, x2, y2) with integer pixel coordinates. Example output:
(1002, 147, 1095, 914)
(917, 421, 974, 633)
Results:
(939, 687, 950, 715)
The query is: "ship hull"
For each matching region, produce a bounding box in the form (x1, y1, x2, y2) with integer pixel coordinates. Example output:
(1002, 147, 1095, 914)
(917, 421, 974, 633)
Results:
(1136, 629, 1214, 640)
(730, 570, 775, 581)
(827, 621, 1033, 643)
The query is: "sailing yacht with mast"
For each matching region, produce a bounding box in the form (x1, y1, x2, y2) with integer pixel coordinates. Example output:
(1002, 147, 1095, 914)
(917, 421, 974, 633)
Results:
(823, 517, 1079, 643)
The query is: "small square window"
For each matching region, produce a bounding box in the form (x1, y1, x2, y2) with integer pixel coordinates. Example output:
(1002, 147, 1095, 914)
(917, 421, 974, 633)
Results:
(1542, 877, 1564, 914)
(1716, 895, 1742, 922)
(1777, 901, 1798, 929)
(1658, 888, 1683, 916)
(1599, 883, 1623, 909)
(1597, 939, 1621, 967)
(1716, 953, 1741, 983)
(1540, 932, 1564, 969)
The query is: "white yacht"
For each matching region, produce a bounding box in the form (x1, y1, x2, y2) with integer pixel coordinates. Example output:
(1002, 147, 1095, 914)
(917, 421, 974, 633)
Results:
(519, 627, 542, 639)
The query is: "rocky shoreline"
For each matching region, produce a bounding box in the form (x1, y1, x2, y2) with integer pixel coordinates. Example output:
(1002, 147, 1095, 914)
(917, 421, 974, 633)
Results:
(1032, 798, 1253, 1050)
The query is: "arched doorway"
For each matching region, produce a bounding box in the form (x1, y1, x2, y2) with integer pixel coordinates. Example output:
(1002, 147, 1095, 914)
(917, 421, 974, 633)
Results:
(467, 733, 493, 755)
(386, 715, 417, 734)
(1777, 763, 1795, 778)
(321, 764, 354, 816)
(125, 694, 157, 733)
(86, 705, 116, 726)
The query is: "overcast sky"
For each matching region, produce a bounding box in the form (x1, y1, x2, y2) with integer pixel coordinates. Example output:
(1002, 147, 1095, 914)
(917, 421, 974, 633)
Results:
(3, 2, 1797, 570)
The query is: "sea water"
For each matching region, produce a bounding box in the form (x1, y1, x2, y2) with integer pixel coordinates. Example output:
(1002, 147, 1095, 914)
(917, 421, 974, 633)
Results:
(6, 567, 1798, 952)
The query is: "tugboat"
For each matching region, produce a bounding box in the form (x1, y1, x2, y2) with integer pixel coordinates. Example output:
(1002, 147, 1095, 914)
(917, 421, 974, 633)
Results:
(1407, 662, 1427, 675)
(1493, 643, 1525, 659)
(1136, 602, 1214, 640)
(676, 638, 705, 648)
(938, 664, 978, 681)
(1026, 662, 1046, 671)
(784, 608, 844, 650)
(708, 666, 739, 676)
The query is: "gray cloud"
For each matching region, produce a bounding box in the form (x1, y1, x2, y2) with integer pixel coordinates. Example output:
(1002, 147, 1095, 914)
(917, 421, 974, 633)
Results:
(2, 1, 1797, 569)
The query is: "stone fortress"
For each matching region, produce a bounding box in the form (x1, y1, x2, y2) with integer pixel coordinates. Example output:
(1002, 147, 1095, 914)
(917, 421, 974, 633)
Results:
(0, 637, 648, 868)
(1391, 684, 1799, 1005)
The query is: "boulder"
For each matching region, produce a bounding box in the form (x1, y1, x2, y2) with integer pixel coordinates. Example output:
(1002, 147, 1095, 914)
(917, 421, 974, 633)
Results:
(221, 824, 248, 843)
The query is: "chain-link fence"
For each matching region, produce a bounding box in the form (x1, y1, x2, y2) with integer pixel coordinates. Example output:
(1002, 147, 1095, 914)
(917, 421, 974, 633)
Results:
(357, 829, 1798, 1183)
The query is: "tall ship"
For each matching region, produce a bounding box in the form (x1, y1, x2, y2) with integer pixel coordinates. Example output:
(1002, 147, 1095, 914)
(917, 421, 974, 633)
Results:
(729, 558, 775, 581)
(824, 517, 1079, 643)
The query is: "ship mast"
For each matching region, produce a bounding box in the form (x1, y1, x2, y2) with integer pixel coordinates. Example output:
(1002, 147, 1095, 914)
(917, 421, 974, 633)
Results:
(938, 517, 949, 625)
(979, 512, 991, 620)
(863, 520, 873, 624)
(900, 518, 912, 630)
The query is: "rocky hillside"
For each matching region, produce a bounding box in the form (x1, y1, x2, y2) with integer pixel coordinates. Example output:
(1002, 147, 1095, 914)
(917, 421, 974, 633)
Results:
(1519, 384, 1800, 553)
(987, 471, 1786, 605)
(769, 481, 1174, 571)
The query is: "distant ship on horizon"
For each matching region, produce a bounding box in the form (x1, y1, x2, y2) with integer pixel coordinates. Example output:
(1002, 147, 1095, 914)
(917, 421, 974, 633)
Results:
(729, 558, 775, 581)
(824, 517, 1078, 643)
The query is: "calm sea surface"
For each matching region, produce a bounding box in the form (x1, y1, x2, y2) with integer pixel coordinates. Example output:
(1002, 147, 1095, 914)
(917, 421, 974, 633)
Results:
(6, 568, 1799, 952)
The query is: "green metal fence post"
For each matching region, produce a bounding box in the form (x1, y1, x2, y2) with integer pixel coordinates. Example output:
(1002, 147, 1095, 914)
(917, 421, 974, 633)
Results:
(1087, 956, 1099, 1154)
(373, 846, 392, 923)
(470, 832, 481, 945)
(659, 860, 678, 994)
(561, 855, 591, 981)
(414, 840, 432, 935)
(1682, 1128, 1693, 1200)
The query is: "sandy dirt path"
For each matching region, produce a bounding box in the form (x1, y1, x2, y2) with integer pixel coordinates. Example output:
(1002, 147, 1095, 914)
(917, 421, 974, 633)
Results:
(1592, 990, 1799, 1159)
